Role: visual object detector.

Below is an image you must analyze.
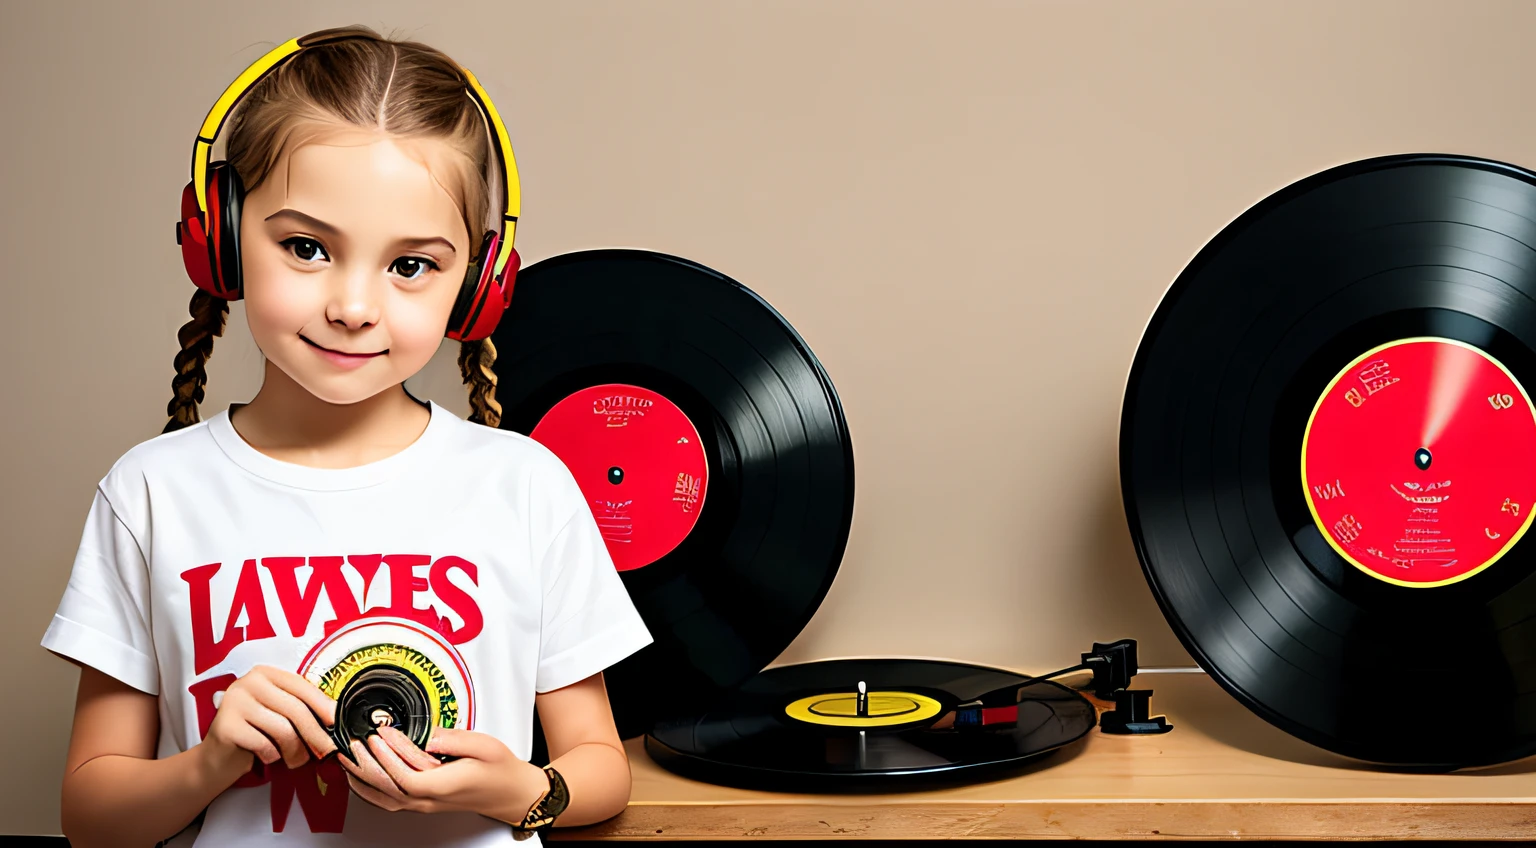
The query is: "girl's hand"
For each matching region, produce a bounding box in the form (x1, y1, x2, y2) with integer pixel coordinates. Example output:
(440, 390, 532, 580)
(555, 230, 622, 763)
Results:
(340, 726, 547, 822)
(198, 665, 339, 783)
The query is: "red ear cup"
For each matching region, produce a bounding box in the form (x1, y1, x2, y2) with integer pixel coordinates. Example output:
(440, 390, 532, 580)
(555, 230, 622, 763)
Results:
(174, 162, 245, 299)
(446, 230, 517, 342)
(461, 245, 518, 342)
(176, 181, 217, 295)
(498, 245, 520, 309)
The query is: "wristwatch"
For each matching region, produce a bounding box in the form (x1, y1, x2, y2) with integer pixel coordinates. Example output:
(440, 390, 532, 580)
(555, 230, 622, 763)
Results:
(510, 765, 569, 840)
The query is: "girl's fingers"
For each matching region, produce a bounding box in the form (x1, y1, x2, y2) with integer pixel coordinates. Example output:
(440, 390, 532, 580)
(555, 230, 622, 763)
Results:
(377, 726, 441, 771)
(346, 772, 405, 812)
(253, 678, 338, 758)
(265, 667, 339, 727)
(241, 703, 308, 769)
(367, 733, 434, 797)
(423, 727, 493, 759)
(342, 739, 408, 801)
(228, 723, 282, 766)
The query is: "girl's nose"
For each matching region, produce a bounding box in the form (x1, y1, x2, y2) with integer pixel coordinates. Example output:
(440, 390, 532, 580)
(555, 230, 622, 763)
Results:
(326, 270, 382, 329)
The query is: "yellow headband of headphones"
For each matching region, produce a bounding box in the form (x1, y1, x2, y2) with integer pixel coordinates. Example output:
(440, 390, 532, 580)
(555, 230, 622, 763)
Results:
(189, 32, 521, 276)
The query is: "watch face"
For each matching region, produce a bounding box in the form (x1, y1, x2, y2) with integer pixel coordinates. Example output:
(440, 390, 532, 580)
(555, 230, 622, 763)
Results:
(543, 766, 570, 815)
(515, 767, 569, 833)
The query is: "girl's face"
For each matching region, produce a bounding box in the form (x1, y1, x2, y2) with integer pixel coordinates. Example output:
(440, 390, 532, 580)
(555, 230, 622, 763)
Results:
(238, 128, 474, 406)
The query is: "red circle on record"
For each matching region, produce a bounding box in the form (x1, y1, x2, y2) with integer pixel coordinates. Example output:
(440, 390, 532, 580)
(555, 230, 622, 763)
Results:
(1302, 337, 1536, 587)
(531, 384, 708, 571)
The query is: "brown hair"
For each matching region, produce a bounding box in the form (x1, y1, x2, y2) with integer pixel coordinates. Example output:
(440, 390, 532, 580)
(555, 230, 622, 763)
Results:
(163, 24, 504, 433)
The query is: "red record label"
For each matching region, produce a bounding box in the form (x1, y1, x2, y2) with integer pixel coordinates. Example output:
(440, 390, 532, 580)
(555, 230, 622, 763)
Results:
(1302, 337, 1536, 587)
(530, 384, 708, 572)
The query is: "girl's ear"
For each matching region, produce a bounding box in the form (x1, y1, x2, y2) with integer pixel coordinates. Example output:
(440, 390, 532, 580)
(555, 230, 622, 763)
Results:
(163, 288, 229, 433)
(458, 338, 501, 428)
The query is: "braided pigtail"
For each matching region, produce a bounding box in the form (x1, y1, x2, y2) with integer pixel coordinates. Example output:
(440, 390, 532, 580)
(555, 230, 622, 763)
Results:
(459, 338, 502, 428)
(162, 289, 229, 433)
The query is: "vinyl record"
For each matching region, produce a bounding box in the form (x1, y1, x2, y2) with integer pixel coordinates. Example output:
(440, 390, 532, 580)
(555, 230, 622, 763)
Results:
(296, 617, 476, 760)
(1121, 153, 1536, 768)
(644, 658, 1097, 790)
(490, 249, 854, 739)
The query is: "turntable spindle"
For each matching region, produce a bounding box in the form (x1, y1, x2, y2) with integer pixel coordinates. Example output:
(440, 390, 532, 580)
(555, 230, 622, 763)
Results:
(856, 681, 868, 717)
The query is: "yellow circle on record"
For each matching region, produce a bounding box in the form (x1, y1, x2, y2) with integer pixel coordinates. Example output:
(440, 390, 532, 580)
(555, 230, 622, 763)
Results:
(784, 691, 943, 727)
(314, 643, 459, 731)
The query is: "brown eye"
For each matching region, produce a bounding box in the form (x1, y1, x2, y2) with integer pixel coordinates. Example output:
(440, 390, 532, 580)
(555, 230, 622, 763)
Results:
(279, 237, 328, 263)
(390, 256, 439, 280)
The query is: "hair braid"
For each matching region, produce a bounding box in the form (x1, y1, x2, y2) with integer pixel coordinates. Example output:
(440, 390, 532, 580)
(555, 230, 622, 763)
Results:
(163, 289, 229, 433)
(459, 338, 502, 428)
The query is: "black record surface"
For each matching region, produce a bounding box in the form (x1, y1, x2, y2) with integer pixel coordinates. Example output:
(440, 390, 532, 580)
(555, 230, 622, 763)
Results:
(645, 658, 1096, 790)
(490, 249, 854, 741)
(331, 666, 434, 760)
(1121, 153, 1536, 768)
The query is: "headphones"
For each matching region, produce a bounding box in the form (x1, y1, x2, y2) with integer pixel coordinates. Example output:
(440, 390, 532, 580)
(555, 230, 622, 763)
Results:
(174, 32, 521, 342)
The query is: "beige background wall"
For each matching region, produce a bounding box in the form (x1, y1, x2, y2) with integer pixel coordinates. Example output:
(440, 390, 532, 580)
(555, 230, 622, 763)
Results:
(7, 0, 1536, 835)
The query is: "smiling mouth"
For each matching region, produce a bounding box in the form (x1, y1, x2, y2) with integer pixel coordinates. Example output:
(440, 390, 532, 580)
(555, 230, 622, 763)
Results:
(301, 335, 386, 357)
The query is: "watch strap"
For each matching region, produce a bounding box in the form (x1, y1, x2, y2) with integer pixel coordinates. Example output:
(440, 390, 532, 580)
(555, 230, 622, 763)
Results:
(511, 765, 569, 838)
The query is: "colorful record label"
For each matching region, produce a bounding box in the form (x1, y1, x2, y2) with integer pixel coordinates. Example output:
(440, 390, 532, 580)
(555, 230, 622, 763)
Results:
(1301, 337, 1536, 587)
(530, 384, 708, 572)
(297, 617, 476, 732)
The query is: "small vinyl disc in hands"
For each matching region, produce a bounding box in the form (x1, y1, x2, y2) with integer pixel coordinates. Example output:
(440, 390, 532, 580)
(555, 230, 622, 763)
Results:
(643, 658, 1097, 790)
(296, 617, 476, 762)
(490, 250, 855, 739)
(1121, 153, 1536, 768)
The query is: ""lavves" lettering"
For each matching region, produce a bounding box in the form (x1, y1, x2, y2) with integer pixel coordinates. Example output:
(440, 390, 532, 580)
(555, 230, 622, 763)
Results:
(178, 552, 485, 833)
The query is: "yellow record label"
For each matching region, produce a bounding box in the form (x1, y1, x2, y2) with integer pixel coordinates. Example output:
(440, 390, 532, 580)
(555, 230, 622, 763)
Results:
(784, 690, 942, 727)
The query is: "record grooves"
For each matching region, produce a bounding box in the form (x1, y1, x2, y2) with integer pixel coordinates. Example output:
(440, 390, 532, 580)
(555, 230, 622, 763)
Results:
(1121, 153, 1536, 769)
(491, 249, 855, 741)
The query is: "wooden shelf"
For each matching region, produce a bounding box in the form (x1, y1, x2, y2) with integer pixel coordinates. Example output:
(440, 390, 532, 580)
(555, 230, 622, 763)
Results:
(552, 670, 1536, 841)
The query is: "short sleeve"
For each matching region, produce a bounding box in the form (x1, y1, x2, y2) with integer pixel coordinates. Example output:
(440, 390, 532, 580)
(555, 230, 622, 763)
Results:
(40, 486, 159, 695)
(535, 484, 654, 694)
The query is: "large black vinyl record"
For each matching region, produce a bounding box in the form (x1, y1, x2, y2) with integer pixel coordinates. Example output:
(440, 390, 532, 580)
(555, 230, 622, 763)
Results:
(490, 250, 854, 740)
(645, 658, 1096, 790)
(1122, 153, 1536, 768)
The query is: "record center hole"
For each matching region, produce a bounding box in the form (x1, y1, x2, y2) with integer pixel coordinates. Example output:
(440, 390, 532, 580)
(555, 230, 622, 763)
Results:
(1415, 447, 1432, 471)
(608, 466, 624, 485)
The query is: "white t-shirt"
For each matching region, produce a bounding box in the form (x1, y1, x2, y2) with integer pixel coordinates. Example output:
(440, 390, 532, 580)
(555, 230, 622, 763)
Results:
(41, 399, 653, 846)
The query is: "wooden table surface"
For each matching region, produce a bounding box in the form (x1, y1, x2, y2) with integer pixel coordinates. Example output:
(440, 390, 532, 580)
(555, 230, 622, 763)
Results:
(551, 670, 1536, 841)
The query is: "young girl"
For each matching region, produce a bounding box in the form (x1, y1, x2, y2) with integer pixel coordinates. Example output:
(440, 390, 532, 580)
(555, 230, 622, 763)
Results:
(41, 24, 652, 847)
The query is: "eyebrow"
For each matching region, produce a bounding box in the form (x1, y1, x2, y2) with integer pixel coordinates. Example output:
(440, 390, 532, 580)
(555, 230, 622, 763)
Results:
(395, 236, 456, 255)
(265, 208, 339, 238)
(264, 208, 456, 255)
